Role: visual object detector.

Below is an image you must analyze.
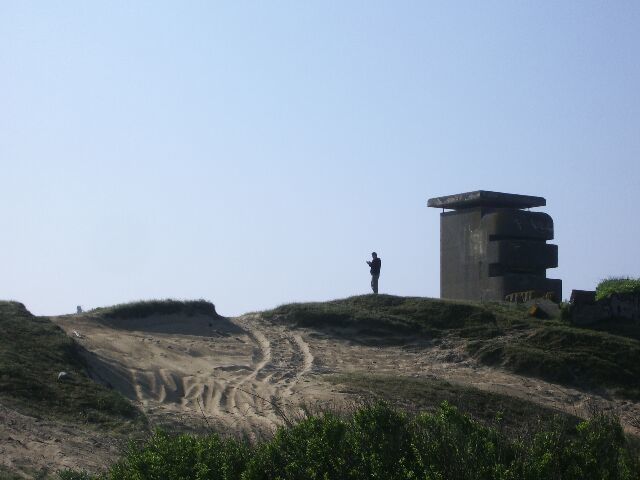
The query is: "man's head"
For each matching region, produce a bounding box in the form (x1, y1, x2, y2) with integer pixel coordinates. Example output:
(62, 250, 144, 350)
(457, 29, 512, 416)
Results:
(371, 252, 377, 258)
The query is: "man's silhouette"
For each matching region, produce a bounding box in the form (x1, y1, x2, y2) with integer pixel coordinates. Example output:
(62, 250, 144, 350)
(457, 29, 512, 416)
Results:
(366, 252, 382, 294)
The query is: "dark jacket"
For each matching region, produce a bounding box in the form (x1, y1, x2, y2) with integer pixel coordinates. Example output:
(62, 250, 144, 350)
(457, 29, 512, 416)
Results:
(369, 257, 381, 275)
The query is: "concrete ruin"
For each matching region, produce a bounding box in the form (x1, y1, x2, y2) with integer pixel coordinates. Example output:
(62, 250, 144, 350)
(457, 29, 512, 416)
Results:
(428, 190, 562, 302)
(570, 290, 640, 325)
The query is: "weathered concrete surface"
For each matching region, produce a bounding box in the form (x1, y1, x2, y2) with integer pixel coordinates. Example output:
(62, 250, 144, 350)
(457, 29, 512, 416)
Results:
(429, 191, 561, 302)
(481, 210, 554, 241)
(427, 190, 546, 210)
(487, 240, 558, 276)
(570, 290, 640, 324)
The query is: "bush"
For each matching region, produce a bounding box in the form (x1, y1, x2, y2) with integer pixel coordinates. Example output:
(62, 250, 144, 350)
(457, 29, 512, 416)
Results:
(596, 277, 640, 301)
(58, 471, 93, 480)
(105, 430, 249, 480)
(243, 414, 350, 480)
(61, 402, 640, 480)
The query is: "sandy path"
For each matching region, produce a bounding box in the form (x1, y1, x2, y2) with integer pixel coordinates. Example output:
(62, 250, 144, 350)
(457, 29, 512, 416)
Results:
(0, 402, 122, 478)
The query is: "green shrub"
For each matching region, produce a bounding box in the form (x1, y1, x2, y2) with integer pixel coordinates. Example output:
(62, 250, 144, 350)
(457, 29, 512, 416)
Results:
(106, 430, 249, 480)
(408, 401, 514, 480)
(243, 414, 350, 480)
(345, 402, 412, 479)
(64, 402, 639, 480)
(517, 413, 638, 480)
(596, 277, 640, 301)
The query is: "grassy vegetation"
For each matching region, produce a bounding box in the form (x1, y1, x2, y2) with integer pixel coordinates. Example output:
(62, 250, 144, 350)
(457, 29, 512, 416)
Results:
(60, 402, 639, 480)
(265, 294, 640, 399)
(581, 317, 640, 342)
(263, 294, 515, 340)
(327, 373, 581, 438)
(596, 277, 640, 301)
(469, 325, 640, 399)
(90, 299, 218, 319)
(0, 301, 145, 431)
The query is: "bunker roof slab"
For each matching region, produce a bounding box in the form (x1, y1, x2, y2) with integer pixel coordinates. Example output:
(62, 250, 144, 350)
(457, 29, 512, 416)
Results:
(427, 190, 546, 210)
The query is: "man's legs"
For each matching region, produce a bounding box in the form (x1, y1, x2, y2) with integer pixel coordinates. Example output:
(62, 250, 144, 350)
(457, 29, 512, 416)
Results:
(371, 274, 379, 294)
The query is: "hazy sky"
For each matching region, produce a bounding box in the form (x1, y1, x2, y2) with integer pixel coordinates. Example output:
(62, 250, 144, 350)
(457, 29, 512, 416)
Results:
(1, 2, 639, 316)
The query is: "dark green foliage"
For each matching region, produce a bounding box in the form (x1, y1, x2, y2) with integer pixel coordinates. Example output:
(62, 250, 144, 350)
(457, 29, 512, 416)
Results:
(92, 299, 218, 319)
(242, 413, 350, 479)
(596, 277, 640, 301)
(266, 295, 640, 400)
(345, 402, 414, 479)
(409, 402, 515, 479)
(58, 471, 93, 480)
(0, 301, 144, 430)
(61, 402, 640, 480)
(104, 431, 249, 480)
(516, 414, 637, 480)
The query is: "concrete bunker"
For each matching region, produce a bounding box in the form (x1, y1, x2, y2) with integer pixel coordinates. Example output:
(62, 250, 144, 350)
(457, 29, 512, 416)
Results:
(428, 190, 562, 302)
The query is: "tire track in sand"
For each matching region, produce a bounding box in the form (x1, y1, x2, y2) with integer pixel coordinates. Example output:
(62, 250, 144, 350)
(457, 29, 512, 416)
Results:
(219, 315, 314, 432)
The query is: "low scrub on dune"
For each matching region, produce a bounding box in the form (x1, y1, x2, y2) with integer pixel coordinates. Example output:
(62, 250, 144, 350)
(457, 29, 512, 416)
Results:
(596, 277, 640, 301)
(90, 299, 218, 319)
(60, 402, 639, 480)
(328, 373, 582, 438)
(263, 294, 512, 339)
(265, 295, 640, 399)
(0, 301, 144, 430)
(468, 325, 640, 399)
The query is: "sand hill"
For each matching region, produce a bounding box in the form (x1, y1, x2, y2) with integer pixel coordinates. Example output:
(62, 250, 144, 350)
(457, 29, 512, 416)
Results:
(2, 297, 639, 477)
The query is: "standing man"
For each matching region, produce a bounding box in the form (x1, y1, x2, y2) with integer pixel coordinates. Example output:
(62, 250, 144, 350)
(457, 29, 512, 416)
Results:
(366, 252, 382, 294)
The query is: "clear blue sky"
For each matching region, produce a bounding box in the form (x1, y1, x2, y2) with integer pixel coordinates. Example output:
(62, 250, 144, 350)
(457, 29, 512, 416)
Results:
(1, 2, 639, 316)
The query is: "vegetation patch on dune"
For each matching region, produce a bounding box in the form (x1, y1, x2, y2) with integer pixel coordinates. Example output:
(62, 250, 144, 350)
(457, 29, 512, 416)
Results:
(265, 295, 640, 399)
(469, 326, 640, 399)
(263, 294, 513, 339)
(327, 373, 581, 438)
(0, 301, 145, 431)
(579, 317, 640, 342)
(60, 402, 639, 480)
(90, 299, 218, 320)
(595, 277, 640, 301)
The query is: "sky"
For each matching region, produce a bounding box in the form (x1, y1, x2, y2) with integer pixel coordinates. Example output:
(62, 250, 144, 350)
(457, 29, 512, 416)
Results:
(1, 2, 639, 317)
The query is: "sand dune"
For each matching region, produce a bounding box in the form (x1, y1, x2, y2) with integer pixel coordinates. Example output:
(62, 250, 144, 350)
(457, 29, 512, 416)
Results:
(52, 312, 323, 439)
(50, 311, 640, 440)
(5, 309, 636, 476)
